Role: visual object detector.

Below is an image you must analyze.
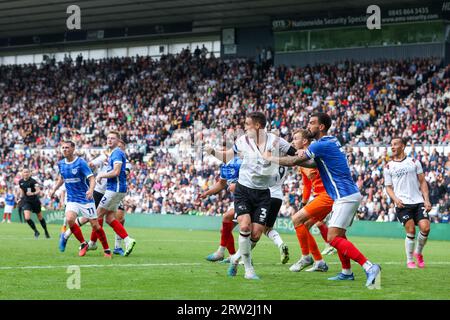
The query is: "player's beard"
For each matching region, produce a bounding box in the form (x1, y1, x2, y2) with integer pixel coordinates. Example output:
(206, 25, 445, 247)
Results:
(307, 129, 317, 140)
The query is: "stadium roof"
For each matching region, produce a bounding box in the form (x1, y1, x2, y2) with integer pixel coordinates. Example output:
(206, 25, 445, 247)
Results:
(0, 0, 424, 37)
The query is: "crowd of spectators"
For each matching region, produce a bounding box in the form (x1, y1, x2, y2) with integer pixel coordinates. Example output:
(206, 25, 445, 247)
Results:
(0, 50, 449, 223)
(0, 143, 448, 223)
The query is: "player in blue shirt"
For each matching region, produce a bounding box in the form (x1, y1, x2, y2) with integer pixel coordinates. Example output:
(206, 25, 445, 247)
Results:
(57, 140, 132, 255)
(92, 131, 136, 257)
(2, 189, 15, 223)
(264, 113, 381, 289)
(50, 140, 111, 258)
(199, 156, 242, 262)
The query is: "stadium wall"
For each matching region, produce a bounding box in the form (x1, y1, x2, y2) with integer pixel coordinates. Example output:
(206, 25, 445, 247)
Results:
(222, 26, 273, 58)
(4, 210, 450, 241)
(275, 43, 444, 66)
(445, 41, 450, 65)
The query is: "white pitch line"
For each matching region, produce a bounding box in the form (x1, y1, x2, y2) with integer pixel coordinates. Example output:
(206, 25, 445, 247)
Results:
(0, 262, 202, 270)
(1, 236, 446, 246)
(1, 261, 450, 270)
(259, 262, 450, 265)
(286, 261, 450, 265)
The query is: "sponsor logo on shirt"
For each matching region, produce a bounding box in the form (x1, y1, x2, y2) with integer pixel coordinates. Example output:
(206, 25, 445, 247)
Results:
(391, 167, 409, 178)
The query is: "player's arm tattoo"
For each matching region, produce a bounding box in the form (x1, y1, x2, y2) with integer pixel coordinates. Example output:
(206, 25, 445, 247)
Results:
(273, 155, 304, 167)
(298, 159, 317, 168)
(269, 150, 316, 168)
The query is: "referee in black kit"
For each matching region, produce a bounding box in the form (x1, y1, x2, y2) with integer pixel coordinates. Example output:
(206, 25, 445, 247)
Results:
(18, 168, 50, 239)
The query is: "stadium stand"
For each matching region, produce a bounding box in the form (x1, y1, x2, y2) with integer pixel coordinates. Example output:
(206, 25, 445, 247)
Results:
(0, 50, 449, 222)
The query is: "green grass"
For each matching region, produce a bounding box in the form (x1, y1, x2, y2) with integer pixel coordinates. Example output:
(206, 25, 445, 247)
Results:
(0, 222, 449, 300)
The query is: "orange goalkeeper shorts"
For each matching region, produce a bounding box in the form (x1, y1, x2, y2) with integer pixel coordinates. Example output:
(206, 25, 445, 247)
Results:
(303, 192, 334, 223)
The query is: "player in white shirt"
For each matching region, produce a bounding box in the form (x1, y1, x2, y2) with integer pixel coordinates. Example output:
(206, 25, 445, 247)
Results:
(384, 137, 432, 269)
(205, 112, 294, 280)
(202, 153, 291, 265)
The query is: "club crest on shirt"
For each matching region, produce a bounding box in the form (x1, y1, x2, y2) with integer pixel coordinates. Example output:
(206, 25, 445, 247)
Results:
(72, 168, 78, 175)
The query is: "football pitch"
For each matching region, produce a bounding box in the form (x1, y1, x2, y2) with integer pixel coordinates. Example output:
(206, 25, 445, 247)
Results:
(0, 223, 449, 300)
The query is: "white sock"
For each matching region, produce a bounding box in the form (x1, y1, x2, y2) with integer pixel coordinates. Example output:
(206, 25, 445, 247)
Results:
(341, 269, 352, 275)
(231, 249, 241, 264)
(405, 233, 415, 262)
(239, 231, 252, 271)
(63, 229, 72, 240)
(302, 255, 310, 260)
(266, 229, 284, 248)
(363, 261, 373, 272)
(315, 259, 324, 264)
(217, 246, 226, 255)
(123, 236, 131, 245)
(415, 231, 428, 255)
(115, 234, 123, 249)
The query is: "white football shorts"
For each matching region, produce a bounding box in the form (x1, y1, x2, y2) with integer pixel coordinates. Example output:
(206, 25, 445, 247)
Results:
(4, 204, 14, 214)
(328, 192, 362, 230)
(98, 190, 126, 212)
(65, 202, 97, 219)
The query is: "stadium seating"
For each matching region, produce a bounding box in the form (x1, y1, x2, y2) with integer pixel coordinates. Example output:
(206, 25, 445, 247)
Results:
(0, 50, 449, 222)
